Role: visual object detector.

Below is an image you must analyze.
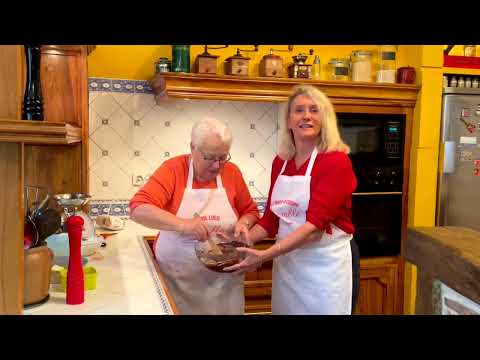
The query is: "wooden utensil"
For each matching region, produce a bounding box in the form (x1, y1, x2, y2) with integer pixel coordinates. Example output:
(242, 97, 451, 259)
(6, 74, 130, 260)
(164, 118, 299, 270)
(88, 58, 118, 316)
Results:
(193, 212, 223, 255)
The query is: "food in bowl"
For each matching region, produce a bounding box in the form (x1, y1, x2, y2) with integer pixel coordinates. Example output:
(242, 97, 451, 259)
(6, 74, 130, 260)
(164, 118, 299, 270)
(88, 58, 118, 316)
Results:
(194, 239, 247, 273)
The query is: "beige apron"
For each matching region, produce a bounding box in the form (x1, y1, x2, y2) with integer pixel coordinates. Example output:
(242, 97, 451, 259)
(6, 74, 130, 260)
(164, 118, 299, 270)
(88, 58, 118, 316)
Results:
(270, 147, 353, 314)
(155, 159, 244, 315)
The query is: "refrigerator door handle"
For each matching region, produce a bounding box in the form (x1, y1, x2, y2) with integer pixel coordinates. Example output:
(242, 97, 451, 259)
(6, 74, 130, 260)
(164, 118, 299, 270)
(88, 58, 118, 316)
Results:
(443, 141, 456, 174)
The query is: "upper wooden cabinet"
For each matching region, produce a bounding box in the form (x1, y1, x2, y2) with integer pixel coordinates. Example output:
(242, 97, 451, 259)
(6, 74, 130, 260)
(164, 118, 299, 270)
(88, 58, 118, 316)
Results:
(0, 45, 89, 315)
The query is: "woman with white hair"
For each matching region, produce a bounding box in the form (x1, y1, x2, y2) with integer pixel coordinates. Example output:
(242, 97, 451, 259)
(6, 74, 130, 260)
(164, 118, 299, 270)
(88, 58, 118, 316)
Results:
(225, 85, 358, 315)
(130, 117, 259, 315)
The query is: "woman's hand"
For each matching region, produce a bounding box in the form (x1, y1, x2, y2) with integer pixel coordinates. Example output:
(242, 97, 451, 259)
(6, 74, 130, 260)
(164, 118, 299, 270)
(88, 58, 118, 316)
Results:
(233, 221, 251, 246)
(223, 247, 266, 275)
(179, 217, 210, 241)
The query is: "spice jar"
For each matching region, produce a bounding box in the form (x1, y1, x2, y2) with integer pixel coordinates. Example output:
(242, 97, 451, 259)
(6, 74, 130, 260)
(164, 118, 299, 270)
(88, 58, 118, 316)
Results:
(155, 57, 171, 73)
(450, 76, 457, 87)
(351, 50, 372, 82)
(328, 58, 350, 81)
(377, 45, 397, 83)
(473, 77, 479, 88)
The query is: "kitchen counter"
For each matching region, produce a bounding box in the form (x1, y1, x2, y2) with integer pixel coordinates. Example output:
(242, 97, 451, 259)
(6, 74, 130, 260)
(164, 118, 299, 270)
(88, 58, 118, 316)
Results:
(405, 226, 480, 315)
(24, 221, 176, 315)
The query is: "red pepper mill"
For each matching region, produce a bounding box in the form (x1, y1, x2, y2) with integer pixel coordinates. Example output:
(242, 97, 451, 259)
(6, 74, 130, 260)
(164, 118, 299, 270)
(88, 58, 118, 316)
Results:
(66, 215, 84, 304)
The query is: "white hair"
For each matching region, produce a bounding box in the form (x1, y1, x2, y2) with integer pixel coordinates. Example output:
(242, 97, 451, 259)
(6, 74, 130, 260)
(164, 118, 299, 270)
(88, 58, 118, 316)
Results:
(191, 117, 233, 148)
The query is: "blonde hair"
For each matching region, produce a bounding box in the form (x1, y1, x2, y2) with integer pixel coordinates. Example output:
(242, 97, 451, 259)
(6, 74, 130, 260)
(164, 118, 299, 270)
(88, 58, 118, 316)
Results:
(191, 117, 233, 148)
(277, 85, 350, 160)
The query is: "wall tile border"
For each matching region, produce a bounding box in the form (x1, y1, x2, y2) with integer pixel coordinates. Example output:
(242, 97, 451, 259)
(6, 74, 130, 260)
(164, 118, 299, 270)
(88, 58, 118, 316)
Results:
(89, 77, 153, 94)
(89, 197, 268, 219)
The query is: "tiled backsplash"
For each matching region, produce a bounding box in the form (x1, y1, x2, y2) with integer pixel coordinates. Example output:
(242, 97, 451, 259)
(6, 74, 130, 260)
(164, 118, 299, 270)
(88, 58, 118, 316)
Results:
(88, 77, 280, 214)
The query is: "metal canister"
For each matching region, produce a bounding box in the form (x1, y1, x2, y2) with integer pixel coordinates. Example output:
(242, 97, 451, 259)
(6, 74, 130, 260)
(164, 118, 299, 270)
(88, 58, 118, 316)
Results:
(171, 45, 190, 73)
(155, 57, 171, 73)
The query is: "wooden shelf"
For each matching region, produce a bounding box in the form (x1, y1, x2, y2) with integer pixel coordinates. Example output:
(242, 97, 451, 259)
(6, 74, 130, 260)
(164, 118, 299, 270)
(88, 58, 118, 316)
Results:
(150, 72, 420, 108)
(0, 119, 82, 145)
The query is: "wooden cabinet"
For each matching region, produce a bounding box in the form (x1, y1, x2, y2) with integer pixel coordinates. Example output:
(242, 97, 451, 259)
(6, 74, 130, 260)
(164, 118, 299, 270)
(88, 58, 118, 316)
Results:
(355, 258, 399, 315)
(0, 45, 89, 314)
(244, 240, 274, 314)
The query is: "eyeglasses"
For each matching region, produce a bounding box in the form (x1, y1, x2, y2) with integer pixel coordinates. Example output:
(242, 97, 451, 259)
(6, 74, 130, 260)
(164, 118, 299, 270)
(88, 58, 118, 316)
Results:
(196, 148, 231, 164)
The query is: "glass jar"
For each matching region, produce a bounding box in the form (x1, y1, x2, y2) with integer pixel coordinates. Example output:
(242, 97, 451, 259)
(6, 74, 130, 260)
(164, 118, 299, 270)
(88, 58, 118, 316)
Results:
(171, 45, 190, 73)
(377, 45, 397, 83)
(328, 58, 350, 81)
(312, 55, 321, 79)
(351, 50, 372, 82)
(155, 57, 171, 73)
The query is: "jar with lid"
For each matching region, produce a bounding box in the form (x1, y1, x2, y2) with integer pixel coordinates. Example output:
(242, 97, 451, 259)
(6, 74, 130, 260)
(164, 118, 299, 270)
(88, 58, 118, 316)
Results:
(443, 76, 449, 88)
(464, 45, 476, 57)
(450, 76, 457, 87)
(171, 45, 190, 73)
(155, 57, 171, 73)
(465, 76, 472, 88)
(312, 55, 321, 80)
(473, 77, 479, 88)
(376, 45, 397, 83)
(328, 58, 350, 81)
(351, 50, 372, 82)
(458, 76, 465, 87)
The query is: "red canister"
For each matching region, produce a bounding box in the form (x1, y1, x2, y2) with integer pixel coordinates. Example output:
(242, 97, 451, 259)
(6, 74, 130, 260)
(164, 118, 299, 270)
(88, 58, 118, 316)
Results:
(397, 66, 416, 84)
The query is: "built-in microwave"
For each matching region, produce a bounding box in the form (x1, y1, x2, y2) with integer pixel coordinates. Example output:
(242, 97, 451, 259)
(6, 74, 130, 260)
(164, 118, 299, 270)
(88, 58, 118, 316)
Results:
(338, 113, 405, 193)
(337, 113, 406, 257)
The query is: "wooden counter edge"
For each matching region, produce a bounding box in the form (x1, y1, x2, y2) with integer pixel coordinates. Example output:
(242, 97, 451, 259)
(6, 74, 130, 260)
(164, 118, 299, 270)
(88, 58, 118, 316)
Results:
(142, 235, 179, 315)
(405, 226, 480, 305)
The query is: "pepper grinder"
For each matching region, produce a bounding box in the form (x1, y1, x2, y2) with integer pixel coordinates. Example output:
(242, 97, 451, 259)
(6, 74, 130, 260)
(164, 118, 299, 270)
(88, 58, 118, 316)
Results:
(66, 215, 84, 305)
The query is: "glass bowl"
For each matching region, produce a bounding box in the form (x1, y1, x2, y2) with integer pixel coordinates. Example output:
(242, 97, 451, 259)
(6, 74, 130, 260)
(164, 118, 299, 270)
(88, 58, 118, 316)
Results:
(194, 235, 247, 273)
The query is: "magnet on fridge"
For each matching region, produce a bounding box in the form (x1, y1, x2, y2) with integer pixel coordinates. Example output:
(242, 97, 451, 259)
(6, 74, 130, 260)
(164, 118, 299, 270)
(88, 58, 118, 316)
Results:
(460, 136, 477, 145)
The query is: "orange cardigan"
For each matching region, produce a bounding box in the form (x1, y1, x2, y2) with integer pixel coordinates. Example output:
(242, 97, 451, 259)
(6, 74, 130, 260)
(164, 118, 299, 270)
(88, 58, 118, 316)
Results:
(129, 154, 259, 220)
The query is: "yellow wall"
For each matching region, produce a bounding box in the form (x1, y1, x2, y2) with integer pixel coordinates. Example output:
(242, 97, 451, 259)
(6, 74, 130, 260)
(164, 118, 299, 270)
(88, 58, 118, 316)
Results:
(88, 45, 422, 80)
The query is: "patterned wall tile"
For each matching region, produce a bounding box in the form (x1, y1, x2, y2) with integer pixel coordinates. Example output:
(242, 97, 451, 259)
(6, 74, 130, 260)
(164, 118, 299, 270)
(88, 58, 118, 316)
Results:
(88, 78, 278, 213)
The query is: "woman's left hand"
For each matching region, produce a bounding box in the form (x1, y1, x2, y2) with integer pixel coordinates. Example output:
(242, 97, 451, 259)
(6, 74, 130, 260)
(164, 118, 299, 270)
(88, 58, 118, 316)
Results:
(223, 247, 266, 275)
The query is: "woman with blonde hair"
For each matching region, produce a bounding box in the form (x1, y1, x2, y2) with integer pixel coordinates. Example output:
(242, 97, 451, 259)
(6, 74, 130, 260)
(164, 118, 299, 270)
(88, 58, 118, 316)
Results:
(225, 85, 358, 315)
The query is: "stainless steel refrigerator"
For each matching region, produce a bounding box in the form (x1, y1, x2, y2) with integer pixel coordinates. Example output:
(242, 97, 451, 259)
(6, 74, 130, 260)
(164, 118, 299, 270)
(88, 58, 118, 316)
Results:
(437, 87, 480, 230)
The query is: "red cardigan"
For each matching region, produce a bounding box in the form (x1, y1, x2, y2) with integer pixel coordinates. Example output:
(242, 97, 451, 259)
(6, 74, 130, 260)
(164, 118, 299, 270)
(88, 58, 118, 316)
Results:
(257, 150, 357, 238)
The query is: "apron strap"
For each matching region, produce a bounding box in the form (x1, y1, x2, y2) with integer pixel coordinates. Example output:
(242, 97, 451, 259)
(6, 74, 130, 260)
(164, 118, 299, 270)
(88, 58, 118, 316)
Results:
(187, 158, 194, 189)
(187, 158, 223, 189)
(280, 147, 319, 176)
(305, 147, 318, 177)
(279, 159, 288, 175)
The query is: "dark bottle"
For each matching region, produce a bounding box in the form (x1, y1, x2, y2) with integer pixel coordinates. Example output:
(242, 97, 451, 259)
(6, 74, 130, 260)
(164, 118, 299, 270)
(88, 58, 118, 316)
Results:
(22, 45, 44, 121)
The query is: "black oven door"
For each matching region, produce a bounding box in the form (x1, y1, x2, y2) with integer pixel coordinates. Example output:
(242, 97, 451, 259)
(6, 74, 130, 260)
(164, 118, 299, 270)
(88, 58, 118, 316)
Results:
(352, 194, 402, 257)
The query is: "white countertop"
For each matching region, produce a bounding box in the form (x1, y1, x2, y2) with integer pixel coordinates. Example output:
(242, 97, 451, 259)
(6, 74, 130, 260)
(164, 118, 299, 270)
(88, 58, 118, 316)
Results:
(24, 221, 175, 315)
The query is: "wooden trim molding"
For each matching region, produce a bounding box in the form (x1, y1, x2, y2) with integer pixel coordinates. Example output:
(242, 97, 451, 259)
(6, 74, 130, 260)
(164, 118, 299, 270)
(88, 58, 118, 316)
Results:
(0, 119, 81, 145)
(151, 72, 420, 107)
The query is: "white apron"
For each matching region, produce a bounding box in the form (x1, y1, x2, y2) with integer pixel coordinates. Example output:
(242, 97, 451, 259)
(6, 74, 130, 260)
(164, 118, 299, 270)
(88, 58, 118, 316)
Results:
(154, 159, 244, 315)
(270, 147, 353, 315)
